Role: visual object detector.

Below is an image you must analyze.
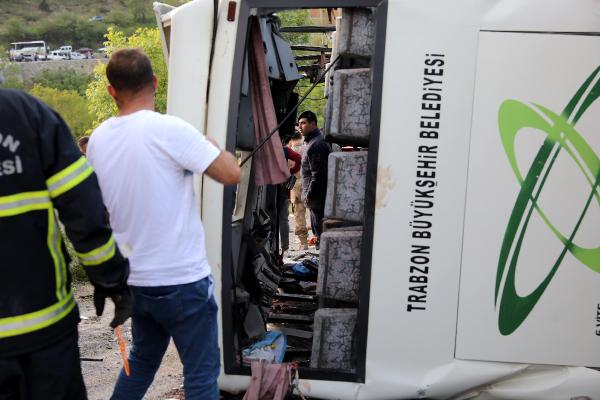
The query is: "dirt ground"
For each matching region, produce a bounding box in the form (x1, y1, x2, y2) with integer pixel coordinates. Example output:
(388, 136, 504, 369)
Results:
(76, 210, 314, 399)
(76, 284, 184, 400)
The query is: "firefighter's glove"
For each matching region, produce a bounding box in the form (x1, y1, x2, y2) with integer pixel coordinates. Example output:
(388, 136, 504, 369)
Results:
(93, 285, 133, 328)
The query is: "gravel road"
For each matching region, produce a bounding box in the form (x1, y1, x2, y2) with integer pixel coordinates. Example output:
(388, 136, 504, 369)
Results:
(75, 283, 184, 400)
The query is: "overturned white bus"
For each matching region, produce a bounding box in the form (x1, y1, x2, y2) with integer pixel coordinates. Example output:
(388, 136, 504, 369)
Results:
(154, 0, 600, 398)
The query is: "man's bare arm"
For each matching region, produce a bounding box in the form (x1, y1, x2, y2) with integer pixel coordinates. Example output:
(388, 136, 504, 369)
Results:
(204, 136, 241, 184)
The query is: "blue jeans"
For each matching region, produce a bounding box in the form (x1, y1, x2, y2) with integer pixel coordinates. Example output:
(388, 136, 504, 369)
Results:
(111, 277, 220, 400)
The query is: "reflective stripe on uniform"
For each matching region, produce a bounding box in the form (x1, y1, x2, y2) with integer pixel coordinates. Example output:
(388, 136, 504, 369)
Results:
(76, 235, 116, 266)
(47, 209, 68, 300)
(0, 191, 51, 217)
(0, 292, 75, 338)
(0, 191, 67, 300)
(46, 156, 94, 198)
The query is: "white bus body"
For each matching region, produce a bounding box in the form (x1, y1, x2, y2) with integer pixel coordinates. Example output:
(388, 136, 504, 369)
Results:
(9, 41, 47, 61)
(156, 0, 600, 398)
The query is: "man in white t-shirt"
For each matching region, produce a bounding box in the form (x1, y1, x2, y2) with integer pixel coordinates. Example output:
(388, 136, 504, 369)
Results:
(87, 48, 240, 400)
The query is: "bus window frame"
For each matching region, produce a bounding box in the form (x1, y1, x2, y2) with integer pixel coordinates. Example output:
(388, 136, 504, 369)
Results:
(220, 0, 388, 383)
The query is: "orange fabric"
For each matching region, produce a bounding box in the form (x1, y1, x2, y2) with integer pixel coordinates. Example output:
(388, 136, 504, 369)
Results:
(115, 326, 130, 376)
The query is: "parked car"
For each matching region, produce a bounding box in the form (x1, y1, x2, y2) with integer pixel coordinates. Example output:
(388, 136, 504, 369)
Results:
(89, 15, 104, 22)
(47, 50, 67, 61)
(69, 52, 86, 60)
(77, 48, 93, 59)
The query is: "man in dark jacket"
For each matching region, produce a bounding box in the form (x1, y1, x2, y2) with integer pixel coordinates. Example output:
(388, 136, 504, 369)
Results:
(0, 89, 131, 399)
(298, 110, 330, 249)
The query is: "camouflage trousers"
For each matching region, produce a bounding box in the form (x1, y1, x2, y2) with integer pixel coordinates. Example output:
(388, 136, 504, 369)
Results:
(290, 183, 308, 244)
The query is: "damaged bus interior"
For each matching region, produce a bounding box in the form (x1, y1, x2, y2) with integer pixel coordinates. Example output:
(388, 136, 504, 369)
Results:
(221, 0, 386, 382)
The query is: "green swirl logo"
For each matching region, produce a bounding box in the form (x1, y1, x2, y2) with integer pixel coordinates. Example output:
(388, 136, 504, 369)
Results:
(496, 66, 600, 335)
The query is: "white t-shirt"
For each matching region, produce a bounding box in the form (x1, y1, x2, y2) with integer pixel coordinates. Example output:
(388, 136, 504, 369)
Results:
(87, 110, 221, 286)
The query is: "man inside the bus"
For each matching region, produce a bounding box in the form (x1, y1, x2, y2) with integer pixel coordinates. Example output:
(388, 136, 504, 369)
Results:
(298, 110, 330, 250)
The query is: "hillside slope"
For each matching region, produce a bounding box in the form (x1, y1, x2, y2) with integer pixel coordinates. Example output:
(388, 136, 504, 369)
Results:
(0, 0, 126, 22)
(0, 0, 187, 49)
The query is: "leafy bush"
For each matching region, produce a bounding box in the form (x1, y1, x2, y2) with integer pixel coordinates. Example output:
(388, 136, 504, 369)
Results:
(3, 17, 30, 43)
(296, 82, 326, 127)
(86, 26, 167, 128)
(0, 63, 25, 90)
(1, 13, 107, 49)
(30, 84, 93, 137)
(104, 9, 134, 29)
(278, 9, 312, 45)
(126, 0, 151, 23)
(38, 12, 107, 48)
(278, 10, 327, 125)
(33, 68, 91, 96)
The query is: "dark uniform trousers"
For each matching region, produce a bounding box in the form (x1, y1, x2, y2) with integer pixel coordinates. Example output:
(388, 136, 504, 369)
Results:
(0, 330, 86, 400)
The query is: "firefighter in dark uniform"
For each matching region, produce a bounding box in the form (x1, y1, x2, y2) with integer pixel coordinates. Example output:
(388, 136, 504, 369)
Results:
(0, 89, 132, 399)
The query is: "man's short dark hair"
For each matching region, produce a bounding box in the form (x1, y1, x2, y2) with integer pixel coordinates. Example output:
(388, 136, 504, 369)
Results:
(298, 110, 317, 125)
(291, 131, 302, 141)
(106, 48, 154, 93)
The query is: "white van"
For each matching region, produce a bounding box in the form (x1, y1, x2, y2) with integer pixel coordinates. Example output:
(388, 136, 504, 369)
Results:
(57, 45, 72, 57)
(155, 0, 600, 398)
(47, 50, 66, 61)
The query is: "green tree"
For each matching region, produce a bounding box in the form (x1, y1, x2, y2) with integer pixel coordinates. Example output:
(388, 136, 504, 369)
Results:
(296, 82, 326, 127)
(277, 10, 328, 125)
(4, 18, 29, 43)
(278, 9, 312, 45)
(105, 9, 134, 30)
(36, 12, 106, 49)
(126, 0, 150, 23)
(30, 84, 93, 137)
(86, 26, 167, 129)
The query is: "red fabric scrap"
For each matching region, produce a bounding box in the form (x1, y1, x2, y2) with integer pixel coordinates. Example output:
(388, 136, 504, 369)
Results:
(242, 361, 292, 400)
(286, 146, 301, 175)
(248, 17, 290, 185)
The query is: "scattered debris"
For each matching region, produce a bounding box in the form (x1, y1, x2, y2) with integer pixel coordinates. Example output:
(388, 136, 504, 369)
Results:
(242, 331, 286, 364)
